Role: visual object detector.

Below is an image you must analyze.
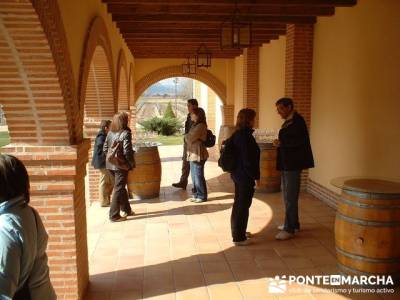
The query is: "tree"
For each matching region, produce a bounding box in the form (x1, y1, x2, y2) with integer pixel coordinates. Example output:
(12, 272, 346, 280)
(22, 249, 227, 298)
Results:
(163, 102, 176, 119)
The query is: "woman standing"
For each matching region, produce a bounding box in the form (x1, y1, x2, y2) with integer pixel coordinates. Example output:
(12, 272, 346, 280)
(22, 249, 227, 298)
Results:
(0, 154, 56, 300)
(104, 112, 135, 222)
(185, 107, 209, 203)
(231, 109, 260, 246)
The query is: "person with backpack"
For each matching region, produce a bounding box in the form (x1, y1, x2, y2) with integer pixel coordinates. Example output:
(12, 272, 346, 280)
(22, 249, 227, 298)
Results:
(230, 109, 260, 246)
(91, 120, 113, 207)
(273, 97, 314, 240)
(103, 112, 135, 222)
(185, 107, 209, 203)
(0, 154, 56, 300)
(172, 98, 198, 191)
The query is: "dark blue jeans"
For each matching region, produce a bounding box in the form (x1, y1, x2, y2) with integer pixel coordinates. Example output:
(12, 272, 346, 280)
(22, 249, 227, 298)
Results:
(190, 160, 207, 200)
(231, 182, 254, 242)
(282, 170, 301, 233)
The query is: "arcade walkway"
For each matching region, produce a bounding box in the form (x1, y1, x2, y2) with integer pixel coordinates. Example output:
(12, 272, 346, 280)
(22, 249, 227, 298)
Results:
(85, 146, 394, 300)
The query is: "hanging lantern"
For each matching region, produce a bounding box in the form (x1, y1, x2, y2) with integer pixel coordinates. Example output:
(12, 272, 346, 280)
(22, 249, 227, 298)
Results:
(196, 43, 212, 68)
(182, 57, 197, 75)
(220, 6, 252, 49)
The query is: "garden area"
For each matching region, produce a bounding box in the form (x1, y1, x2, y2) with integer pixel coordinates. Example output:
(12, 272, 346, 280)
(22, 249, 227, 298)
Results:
(0, 131, 10, 148)
(138, 101, 184, 146)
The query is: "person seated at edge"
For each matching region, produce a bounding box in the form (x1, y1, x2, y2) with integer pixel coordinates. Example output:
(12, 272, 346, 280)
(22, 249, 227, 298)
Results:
(104, 112, 135, 222)
(273, 97, 314, 240)
(0, 154, 56, 300)
(91, 119, 113, 207)
(230, 108, 260, 246)
(185, 107, 209, 203)
(172, 98, 198, 192)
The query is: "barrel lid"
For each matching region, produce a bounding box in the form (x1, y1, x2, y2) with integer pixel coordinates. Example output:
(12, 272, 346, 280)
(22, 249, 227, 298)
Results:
(331, 176, 400, 194)
(134, 142, 161, 150)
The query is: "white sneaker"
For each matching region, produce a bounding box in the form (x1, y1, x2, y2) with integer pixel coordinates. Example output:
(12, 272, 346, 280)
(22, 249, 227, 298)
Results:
(275, 231, 295, 240)
(234, 239, 252, 246)
(277, 224, 299, 233)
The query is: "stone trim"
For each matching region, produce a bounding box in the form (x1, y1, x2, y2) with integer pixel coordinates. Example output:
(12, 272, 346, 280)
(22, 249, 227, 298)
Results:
(307, 179, 340, 209)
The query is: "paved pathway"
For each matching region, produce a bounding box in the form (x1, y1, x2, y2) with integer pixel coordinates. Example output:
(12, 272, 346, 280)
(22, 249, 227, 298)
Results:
(86, 146, 398, 300)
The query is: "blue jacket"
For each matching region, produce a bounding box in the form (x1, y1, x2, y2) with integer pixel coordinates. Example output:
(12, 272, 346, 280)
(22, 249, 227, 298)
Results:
(91, 129, 107, 169)
(231, 127, 261, 186)
(0, 196, 56, 300)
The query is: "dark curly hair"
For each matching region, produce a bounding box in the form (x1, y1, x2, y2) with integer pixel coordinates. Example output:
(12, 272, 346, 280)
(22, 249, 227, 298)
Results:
(0, 154, 30, 203)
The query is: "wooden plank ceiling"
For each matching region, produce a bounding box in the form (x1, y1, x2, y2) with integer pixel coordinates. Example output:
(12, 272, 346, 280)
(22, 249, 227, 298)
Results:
(103, 0, 357, 58)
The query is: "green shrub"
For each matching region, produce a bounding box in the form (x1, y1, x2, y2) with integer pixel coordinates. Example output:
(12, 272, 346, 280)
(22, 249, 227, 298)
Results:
(163, 102, 176, 119)
(140, 116, 183, 136)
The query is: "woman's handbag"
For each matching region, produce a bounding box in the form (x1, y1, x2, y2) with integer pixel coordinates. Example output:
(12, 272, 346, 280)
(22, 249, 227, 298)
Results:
(106, 132, 130, 170)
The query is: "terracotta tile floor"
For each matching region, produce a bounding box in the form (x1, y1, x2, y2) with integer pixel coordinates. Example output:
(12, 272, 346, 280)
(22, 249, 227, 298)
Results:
(85, 146, 399, 300)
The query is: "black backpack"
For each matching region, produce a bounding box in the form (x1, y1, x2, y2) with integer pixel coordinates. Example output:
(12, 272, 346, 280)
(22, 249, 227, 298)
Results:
(204, 129, 216, 148)
(218, 133, 237, 172)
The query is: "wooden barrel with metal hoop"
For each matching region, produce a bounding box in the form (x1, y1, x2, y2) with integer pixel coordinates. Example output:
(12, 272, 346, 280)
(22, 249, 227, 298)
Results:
(127, 144, 161, 200)
(218, 125, 236, 150)
(257, 142, 281, 193)
(332, 177, 400, 282)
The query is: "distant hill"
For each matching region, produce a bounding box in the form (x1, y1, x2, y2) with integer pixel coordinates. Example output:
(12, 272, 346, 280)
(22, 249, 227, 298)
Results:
(142, 77, 193, 99)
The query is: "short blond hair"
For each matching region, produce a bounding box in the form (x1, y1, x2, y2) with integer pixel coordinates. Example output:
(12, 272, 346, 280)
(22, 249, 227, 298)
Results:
(110, 112, 129, 132)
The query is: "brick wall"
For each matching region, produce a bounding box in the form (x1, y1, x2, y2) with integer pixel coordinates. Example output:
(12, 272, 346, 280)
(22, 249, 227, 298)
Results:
(243, 47, 260, 127)
(285, 24, 314, 189)
(222, 105, 235, 126)
(2, 140, 91, 299)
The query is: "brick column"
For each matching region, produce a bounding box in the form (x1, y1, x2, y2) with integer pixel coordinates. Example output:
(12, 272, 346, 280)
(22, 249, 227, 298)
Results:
(285, 24, 314, 188)
(129, 105, 137, 142)
(207, 88, 216, 133)
(83, 122, 101, 205)
(243, 47, 260, 126)
(2, 140, 91, 299)
(222, 105, 235, 126)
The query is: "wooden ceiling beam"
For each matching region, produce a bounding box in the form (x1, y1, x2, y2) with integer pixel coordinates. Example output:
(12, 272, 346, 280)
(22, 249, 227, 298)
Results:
(107, 4, 334, 16)
(121, 28, 286, 35)
(123, 34, 281, 40)
(131, 52, 244, 58)
(103, 0, 356, 7)
(117, 23, 287, 31)
(113, 14, 317, 24)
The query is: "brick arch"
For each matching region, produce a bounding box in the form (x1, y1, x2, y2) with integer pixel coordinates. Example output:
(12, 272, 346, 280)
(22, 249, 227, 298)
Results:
(128, 63, 136, 131)
(78, 16, 116, 135)
(78, 16, 116, 204)
(128, 63, 135, 107)
(135, 65, 227, 105)
(0, 0, 77, 145)
(116, 49, 129, 112)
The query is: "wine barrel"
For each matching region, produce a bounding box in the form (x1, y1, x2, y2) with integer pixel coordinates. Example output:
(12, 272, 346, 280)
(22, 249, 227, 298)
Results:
(127, 145, 161, 200)
(257, 142, 280, 193)
(218, 125, 236, 150)
(334, 179, 400, 281)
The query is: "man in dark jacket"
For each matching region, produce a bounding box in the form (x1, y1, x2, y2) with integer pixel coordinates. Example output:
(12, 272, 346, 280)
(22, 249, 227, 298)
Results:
(274, 98, 314, 240)
(172, 98, 198, 191)
(91, 120, 113, 207)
